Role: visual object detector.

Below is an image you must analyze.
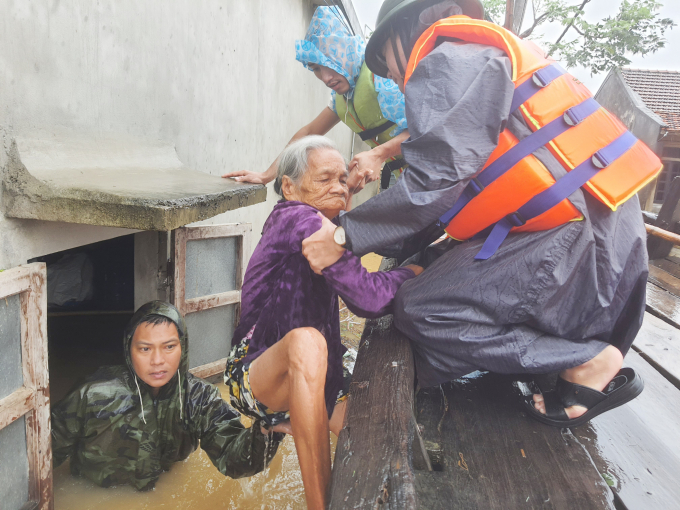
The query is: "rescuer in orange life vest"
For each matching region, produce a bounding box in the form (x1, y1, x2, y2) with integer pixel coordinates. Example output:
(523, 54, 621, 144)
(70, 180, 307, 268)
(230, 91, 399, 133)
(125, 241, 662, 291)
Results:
(301, 0, 660, 427)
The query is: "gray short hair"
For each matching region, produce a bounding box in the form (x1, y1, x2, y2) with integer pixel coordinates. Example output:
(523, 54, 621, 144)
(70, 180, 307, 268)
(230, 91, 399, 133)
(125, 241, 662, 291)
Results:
(274, 136, 342, 197)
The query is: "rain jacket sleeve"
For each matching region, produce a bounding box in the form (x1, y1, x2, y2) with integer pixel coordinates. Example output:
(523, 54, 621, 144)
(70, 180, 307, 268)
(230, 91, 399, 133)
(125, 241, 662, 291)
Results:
(51, 385, 88, 468)
(186, 378, 273, 479)
(338, 42, 514, 257)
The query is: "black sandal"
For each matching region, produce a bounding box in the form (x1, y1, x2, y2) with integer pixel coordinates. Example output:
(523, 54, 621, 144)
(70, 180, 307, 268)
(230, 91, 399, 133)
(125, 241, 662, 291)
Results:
(525, 367, 644, 428)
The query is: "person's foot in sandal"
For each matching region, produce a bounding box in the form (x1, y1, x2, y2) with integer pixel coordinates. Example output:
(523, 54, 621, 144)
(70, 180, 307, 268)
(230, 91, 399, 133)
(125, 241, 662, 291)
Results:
(528, 345, 644, 427)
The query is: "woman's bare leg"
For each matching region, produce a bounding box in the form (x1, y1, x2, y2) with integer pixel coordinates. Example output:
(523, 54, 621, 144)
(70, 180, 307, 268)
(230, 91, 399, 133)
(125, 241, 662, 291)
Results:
(248, 327, 330, 510)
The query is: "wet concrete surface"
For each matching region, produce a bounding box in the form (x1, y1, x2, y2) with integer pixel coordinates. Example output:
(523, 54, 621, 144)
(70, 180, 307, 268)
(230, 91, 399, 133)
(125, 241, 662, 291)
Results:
(3, 136, 266, 230)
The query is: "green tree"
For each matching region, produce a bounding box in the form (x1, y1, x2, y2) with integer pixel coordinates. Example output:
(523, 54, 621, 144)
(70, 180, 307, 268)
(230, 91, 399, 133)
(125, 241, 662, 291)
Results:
(482, 0, 675, 75)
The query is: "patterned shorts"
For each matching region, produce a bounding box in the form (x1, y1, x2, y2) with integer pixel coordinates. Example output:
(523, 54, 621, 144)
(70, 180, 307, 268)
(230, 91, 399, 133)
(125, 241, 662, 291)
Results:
(224, 326, 351, 428)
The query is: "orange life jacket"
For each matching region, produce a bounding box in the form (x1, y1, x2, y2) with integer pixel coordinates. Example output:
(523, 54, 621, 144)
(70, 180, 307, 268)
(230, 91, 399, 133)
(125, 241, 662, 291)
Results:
(405, 16, 663, 260)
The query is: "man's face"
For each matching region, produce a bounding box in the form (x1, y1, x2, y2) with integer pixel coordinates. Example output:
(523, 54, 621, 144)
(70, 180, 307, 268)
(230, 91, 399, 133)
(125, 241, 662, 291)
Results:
(308, 63, 351, 95)
(382, 35, 408, 93)
(130, 321, 182, 393)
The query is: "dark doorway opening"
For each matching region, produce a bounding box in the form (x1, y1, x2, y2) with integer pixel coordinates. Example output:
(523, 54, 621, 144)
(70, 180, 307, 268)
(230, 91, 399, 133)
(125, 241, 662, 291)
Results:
(30, 234, 135, 403)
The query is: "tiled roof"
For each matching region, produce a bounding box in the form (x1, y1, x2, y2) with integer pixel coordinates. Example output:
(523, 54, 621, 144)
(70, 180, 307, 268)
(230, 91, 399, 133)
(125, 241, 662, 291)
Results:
(620, 68, 680, 130)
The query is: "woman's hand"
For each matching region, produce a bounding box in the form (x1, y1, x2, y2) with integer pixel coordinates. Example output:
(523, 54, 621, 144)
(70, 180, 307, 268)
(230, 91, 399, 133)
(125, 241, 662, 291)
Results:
(302, 213, 346, 275)
(222, 169, 274, 184)
(404, 264, 424, 276)
(348, 149, 384, 193)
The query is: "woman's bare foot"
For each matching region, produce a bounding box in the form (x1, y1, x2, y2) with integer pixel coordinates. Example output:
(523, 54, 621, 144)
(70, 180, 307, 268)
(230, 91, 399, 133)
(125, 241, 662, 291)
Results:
(532, 345, 623, 419)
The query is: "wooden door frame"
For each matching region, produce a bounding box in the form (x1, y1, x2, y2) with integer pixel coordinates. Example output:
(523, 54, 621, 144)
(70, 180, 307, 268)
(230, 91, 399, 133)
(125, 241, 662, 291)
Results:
(0, 263, 52, 510)
(172, 223, 251, 378)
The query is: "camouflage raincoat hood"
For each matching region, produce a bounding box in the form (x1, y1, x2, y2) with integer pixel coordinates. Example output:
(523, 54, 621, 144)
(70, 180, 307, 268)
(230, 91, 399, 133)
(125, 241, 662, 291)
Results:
(123, 300, 189, 427)
(52, 301, 273, 490)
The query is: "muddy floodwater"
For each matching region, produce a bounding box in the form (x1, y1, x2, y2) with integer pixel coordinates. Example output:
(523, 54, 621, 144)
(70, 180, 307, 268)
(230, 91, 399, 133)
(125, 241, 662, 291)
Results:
(54, 383, 337, 510)
(52, 255, 380, 509)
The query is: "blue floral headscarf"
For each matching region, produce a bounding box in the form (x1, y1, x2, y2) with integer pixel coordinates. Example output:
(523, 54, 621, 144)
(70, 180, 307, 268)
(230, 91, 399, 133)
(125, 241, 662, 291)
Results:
(295, 7, 365, 93)
(295, 7, 407, 136)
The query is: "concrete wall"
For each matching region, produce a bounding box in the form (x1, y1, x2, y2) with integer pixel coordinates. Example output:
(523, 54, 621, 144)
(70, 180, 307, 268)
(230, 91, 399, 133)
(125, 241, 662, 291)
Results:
(595, 69, 667, 210)
(0, 0, 360, 269)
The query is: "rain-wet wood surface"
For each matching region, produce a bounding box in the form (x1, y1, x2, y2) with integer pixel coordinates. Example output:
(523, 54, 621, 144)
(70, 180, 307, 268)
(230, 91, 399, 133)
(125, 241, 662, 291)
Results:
(328, 312, 420, 509)
(577, 349, 680, 510)
(647, 176, 680, 260)
(329, 258, 430, 509)
(330, 257, 680, 509)
(650, 255, 680, 277)
(646, 257, 680, 332)
(0, 264, 53, 509)
(648, 264, 680, 298)
(413, 373, 615, 510)
(645, 281, 680, 329)
(633, 312, 680, 389)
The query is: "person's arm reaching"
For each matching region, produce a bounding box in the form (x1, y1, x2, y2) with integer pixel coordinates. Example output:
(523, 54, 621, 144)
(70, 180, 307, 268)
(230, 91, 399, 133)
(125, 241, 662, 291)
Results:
(192, 381, 277, 479)
(347, 130, 410, 194)
(222, 107, 340, 184)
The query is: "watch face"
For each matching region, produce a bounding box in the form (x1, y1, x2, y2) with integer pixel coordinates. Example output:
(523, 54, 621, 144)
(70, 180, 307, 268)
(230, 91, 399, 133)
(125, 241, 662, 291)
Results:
(334, 227, 346, 246)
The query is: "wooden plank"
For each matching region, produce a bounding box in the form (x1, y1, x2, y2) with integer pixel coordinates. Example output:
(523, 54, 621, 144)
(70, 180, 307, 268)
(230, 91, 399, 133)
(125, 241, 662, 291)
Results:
(329, 258, 426, 508)
(648, 264, 680, 297)
(172, 227, 188, 316)
(328, 315, 419, 509)
(23, 264, 52, 510)
(578, 350, 680, 510)
(0, 265, 31, 300)
(633, 312, 680, 389)
(184, 290, 241, 314)
(645, 281, 680, 329)
(646, 224, 680, 246)
(648, 176, 680, 259)
(182, 223, 251, 241)
(189, 357, 228, 379)
(414, 373, 615, 510)
(0, 387, 35, 430)
(650, 257, 680, 277)
(0, 265, 52, 509)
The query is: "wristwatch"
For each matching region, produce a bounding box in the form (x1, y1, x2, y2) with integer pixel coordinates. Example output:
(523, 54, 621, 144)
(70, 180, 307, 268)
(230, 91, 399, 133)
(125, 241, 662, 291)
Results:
(333, 226, 347, 247)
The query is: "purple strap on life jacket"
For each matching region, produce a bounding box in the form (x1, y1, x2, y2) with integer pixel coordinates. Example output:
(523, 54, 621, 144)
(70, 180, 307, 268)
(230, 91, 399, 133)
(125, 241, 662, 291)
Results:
(509, 64, 567, 115)
(473, 131, 638, 260)
(437, 97, 600, 228)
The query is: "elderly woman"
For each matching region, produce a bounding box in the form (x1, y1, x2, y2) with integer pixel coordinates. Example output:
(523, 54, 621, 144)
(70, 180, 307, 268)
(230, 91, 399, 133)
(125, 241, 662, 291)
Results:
(224, 135, 421, 510)
(223, 6, 409, 192)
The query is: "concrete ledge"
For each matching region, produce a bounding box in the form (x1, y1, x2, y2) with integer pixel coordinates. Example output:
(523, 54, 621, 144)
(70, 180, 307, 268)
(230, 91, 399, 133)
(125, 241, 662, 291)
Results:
(2, 136, 266, 231)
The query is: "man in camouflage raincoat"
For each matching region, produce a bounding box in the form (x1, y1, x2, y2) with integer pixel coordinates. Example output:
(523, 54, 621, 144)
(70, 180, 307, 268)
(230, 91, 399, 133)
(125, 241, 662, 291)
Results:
(51, 301, 275, 490)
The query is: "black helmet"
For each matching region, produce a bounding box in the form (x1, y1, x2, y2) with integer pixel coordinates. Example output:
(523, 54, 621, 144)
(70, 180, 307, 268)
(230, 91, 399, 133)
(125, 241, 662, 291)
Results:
(365, 0, 484, 78)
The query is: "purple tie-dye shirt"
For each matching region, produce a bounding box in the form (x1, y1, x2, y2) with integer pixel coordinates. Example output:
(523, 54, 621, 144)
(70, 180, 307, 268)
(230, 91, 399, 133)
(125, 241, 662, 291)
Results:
(233, 200, 415, 416)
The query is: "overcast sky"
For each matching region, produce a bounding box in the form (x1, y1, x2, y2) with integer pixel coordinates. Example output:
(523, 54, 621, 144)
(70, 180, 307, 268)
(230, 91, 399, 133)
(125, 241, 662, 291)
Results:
(353, 0, 680, 91)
